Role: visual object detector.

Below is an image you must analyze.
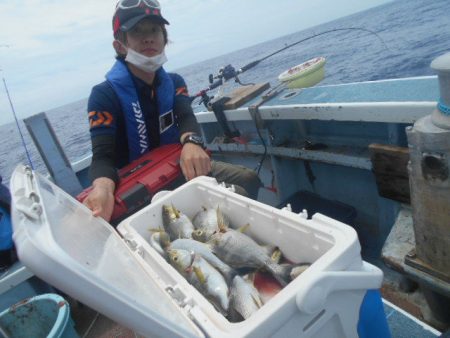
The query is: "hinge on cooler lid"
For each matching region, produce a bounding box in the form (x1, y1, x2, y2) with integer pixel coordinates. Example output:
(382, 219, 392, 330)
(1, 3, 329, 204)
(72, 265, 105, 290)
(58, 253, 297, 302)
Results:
(15, 166, 42, 220)
(166, 285, 211, 338)
(165, 285, 190, 307)
(123, 235, 144, 257)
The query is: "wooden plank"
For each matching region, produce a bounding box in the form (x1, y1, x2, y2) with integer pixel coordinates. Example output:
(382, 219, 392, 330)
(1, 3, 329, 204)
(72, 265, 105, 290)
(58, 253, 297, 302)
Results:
(369, 143, 411, 203)
(223, 82, 270, 110)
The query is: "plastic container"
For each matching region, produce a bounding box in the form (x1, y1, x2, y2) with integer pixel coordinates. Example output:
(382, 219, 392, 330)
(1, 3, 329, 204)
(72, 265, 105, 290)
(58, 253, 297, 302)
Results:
(77, 144, 183, 226)
(10, 166, 387, 338)
(278, 57, 326, 89)
(0, 293, 79, 338)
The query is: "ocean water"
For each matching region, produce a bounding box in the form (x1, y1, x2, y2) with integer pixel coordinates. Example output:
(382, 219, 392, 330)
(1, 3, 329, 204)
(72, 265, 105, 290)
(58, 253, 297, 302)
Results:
(1, 0, 449, 186)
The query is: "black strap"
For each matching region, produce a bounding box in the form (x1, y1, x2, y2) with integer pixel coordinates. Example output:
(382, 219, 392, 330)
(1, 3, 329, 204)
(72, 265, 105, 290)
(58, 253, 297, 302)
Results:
(211, 97, 240, 140)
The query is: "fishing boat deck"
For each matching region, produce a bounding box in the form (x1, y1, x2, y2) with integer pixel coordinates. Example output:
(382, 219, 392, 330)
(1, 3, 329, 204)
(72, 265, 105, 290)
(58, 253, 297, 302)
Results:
(0, 257, 444, 337)
(64, 291, 442, 337)
(2, 75, 448, 337)
(247, 76, 439, 106)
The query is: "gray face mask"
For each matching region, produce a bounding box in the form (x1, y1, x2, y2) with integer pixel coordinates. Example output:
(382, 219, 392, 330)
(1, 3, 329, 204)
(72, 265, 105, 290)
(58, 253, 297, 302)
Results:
(124, 47, 168, 73)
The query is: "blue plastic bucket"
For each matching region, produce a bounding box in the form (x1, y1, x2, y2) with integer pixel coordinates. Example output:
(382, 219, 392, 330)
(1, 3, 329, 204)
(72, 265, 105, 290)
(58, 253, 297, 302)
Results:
(0, 293, 79, 338)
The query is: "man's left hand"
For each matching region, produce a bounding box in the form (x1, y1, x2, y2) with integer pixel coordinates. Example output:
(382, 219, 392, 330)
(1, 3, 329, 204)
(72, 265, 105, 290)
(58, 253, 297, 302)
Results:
(180, 143, 211, 181)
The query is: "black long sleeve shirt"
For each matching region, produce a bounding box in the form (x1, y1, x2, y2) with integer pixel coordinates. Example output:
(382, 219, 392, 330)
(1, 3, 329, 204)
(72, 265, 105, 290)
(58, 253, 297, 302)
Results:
(87, 66, 200, 184)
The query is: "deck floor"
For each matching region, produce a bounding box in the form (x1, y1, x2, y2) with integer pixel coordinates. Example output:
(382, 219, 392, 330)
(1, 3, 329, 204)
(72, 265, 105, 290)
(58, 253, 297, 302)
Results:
(69, 301, 441, 338)
(66, 279, 443, 338)
(0, 267, 444, 337)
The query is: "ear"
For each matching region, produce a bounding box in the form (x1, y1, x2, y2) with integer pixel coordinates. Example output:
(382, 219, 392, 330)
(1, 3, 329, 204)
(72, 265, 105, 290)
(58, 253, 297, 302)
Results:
(113, 40, 127, 56)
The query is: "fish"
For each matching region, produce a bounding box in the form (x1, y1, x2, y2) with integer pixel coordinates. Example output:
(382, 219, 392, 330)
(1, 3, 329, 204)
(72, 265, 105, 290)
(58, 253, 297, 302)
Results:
(207, 229, 292, 286)
(149, 230, 168, 259)
(162, 204, 194, 240)
(192, 206, 229, 242)
(193, 206, 229, 230)
(163, 237, 236, 284)
(167, 248, 230, 313)
(229, 275, 263, 321)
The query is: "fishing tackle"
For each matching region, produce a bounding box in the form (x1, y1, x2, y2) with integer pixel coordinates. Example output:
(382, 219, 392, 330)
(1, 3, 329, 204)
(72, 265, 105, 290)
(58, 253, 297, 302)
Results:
(190, 27, 390, 108)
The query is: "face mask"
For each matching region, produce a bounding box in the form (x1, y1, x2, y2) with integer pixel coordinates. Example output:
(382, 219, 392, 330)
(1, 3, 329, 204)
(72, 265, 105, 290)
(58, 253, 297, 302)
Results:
(125, 47, 168, 73)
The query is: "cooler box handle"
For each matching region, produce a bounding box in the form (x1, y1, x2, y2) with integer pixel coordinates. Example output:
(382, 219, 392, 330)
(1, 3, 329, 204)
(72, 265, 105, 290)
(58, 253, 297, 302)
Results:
(296, 261, 383, 314)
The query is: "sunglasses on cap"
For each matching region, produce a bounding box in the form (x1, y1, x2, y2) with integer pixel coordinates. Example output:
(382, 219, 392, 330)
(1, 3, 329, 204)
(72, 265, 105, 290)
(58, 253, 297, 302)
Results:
(117, 0, 161, 10)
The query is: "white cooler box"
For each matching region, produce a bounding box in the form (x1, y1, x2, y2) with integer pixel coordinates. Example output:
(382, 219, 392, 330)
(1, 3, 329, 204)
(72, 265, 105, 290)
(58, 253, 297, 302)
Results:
(10, 165, 384, 338)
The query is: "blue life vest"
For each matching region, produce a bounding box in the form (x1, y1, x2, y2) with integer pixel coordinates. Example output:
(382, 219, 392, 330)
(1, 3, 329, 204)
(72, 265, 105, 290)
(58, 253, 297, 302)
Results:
(106, 61, 180, 162)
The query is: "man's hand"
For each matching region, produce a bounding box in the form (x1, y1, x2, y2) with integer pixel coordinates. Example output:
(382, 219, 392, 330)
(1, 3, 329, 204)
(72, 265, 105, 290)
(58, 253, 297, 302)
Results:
(83, 177, 115, 222)
(180, 143, 211, 181)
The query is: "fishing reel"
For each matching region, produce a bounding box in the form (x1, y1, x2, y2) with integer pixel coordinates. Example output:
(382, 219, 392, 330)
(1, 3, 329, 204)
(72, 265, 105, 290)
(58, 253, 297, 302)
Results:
(209, 64, 241, 84)
(191, 64, 250, 109)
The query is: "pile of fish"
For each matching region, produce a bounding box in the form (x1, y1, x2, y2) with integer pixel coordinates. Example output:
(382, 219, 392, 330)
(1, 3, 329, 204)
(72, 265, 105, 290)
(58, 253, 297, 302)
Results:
(149, 204, 310, 322)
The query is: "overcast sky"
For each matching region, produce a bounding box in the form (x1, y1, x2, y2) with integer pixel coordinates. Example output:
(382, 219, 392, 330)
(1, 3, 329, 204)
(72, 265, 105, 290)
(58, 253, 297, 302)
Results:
(0, 0, 392, 126)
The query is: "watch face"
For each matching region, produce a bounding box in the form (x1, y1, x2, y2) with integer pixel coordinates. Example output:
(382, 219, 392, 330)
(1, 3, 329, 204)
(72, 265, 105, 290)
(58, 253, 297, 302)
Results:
(189, 135, 203, 144)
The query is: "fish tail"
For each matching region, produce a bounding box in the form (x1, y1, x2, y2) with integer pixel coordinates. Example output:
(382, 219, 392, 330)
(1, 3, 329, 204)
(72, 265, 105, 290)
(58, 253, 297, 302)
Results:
(266, 262, 291, 287)
(290, 263, 311, 280)
(222, 267, 238, 285)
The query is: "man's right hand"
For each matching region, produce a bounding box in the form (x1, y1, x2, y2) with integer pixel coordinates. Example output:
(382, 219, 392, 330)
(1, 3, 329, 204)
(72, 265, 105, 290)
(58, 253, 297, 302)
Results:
(83, 177, 116, 222)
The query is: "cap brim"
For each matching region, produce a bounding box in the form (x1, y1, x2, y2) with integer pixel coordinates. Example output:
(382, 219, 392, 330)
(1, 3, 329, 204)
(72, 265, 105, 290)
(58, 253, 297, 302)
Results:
(120, 14, 169, 31)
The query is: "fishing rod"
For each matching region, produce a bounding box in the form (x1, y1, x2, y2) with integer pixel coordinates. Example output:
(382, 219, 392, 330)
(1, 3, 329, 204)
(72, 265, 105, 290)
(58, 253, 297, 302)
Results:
(191, 27, 390, 107)
(190, 27, 390, 177)
(1, 74, 34, 170)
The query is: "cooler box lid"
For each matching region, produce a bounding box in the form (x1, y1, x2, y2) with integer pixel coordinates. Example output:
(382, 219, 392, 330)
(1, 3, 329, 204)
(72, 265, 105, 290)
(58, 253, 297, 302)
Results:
(10, 165, 203, 338)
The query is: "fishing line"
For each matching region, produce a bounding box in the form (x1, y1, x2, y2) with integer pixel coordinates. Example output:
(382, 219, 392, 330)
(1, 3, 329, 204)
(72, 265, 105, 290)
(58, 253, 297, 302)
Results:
(241, 27, 390, 177)
(2, 76, 34, 170)
(193, 27, 390, 179)
(239, 27, 391, 73)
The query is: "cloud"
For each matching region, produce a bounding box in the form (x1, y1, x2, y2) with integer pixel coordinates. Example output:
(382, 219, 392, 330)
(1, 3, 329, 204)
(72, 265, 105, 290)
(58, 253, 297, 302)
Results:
(0, 0, 115, 124)
(0, 0, 392, 125)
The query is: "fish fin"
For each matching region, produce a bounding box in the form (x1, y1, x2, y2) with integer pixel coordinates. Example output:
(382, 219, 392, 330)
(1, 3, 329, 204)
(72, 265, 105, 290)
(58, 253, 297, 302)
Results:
(237, 223, 251, 233)
(193, 266, 207, 284)
(252, 294, 263, 309)
(271, 248, 282, 264)
(159, 232, 171, 249)
(216, 207, 228, 232)
(171, 203, 180, 218)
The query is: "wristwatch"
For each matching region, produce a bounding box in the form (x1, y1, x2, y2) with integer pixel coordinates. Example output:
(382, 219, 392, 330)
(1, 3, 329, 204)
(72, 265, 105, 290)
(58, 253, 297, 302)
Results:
(182, 134, 205, 148)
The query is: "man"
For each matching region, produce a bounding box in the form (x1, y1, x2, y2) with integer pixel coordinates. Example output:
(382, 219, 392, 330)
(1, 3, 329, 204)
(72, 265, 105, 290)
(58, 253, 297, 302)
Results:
(83, 0, 262, 222)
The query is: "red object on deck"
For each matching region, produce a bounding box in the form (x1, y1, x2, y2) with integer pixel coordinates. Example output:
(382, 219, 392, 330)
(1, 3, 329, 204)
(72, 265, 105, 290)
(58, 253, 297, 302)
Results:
(77, 144, 183, 225)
